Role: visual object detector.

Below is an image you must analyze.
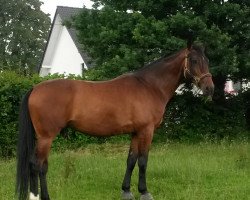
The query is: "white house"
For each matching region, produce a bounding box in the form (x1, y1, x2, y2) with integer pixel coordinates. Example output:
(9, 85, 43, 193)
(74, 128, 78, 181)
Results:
(38, 6, 92, 77)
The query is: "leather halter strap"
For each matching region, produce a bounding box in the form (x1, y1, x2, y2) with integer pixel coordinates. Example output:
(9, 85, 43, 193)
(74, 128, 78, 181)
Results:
(184, 52, 212, 85)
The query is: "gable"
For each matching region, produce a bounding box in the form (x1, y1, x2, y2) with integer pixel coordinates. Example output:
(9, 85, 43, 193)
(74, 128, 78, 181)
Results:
(39, 6, 92, 77)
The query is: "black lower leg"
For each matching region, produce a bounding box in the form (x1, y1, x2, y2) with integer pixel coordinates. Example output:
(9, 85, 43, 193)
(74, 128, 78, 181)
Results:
(138, 153, 148, 194)
(122, 149, 138, 192)
(30, 156, 39, 197)
(39, 160, 50, 200)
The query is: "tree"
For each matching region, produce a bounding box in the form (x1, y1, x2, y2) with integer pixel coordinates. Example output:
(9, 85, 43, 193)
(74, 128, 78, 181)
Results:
(0, 0, 50, 74)
(72, 0, 250, 103)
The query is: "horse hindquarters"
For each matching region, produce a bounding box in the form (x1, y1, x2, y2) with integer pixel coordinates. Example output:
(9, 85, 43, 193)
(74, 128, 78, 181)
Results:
(16, 89, 55, 200)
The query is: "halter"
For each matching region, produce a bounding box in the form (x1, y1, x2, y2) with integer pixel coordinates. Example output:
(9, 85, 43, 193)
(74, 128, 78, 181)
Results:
(183, 51, 212, 85)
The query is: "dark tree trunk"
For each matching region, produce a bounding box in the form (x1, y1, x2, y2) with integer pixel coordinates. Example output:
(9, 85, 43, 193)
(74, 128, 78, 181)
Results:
(212, 74, 227, 105)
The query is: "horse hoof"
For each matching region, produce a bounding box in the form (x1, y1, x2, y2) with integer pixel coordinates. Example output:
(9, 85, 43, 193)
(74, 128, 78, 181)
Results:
(140, 192, 154, 200)
(121, 191, 135, 200)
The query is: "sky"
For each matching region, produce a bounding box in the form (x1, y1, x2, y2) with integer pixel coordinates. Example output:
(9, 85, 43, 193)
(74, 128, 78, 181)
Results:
(40, 0, 94, 20)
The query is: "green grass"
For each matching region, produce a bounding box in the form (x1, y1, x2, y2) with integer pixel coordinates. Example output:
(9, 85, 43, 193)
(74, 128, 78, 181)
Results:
(0, 142, 249, 200)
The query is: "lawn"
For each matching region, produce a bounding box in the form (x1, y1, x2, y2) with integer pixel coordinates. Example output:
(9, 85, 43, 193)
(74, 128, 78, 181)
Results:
(0, 141, 249, 200)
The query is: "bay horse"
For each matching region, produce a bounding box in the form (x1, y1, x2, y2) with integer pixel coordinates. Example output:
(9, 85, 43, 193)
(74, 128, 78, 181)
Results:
(16, 40, 214, 200)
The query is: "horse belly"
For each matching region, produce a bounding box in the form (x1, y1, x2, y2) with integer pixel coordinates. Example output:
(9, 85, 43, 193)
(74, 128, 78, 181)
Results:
(70, 105, 135, 136)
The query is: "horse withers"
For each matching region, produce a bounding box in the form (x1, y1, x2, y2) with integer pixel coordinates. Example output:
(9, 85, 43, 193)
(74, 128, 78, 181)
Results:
(16, 40, 214, 200)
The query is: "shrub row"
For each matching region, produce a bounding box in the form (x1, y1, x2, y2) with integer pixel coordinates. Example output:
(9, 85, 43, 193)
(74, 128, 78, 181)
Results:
(162, 91, 249, 142)
(0, 71, 249, 158)
(0, 71, 39, 157)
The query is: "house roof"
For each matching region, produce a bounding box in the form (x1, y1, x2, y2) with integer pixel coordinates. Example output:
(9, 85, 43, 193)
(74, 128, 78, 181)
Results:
(38, 6, 92, 73)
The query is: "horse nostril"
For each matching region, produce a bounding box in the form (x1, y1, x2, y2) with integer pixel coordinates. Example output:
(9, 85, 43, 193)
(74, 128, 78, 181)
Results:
(204, 86, 214, 96)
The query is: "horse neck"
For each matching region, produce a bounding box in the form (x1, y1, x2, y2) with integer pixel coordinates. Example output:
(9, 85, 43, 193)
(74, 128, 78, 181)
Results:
(134, 49, 186, 103)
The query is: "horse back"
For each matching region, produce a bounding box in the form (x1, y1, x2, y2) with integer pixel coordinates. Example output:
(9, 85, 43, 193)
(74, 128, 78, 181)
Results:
(28, 75, 165, 136)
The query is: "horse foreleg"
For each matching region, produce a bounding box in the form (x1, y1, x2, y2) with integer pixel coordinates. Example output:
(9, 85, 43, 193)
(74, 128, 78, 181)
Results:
(137, 126, 154, 200)
(121, 134, 138, 200)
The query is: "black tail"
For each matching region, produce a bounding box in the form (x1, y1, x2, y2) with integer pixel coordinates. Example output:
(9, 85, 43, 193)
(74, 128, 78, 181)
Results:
(16, 89, 35, 200)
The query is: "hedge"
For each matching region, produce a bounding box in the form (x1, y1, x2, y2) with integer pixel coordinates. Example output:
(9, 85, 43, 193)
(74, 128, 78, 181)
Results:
(0, 71, 40, 157)
(0, 71, 249, 158)
(162, 91, 249, 142)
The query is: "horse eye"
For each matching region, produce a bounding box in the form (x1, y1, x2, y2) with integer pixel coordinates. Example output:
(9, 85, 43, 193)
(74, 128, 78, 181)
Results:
(191, 60, 197, 64)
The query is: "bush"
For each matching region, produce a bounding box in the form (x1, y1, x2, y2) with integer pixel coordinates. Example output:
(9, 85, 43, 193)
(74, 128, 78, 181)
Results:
(0, 71, 40, 157)
(157, 91, 249, 143)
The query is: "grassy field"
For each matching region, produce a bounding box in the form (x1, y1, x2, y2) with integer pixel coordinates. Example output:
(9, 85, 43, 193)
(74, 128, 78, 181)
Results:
(0, 141, 249, 200)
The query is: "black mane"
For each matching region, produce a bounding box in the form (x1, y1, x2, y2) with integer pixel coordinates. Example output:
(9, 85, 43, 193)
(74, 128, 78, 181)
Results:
(133, 44, 205, 77)
(133, 49, 184, 75)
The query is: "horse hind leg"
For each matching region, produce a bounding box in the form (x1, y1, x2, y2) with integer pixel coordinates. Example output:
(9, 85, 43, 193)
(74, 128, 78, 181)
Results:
(29, 153, 40, 200)
(31, 137, 53, 200)
(39, 159, 50, 200)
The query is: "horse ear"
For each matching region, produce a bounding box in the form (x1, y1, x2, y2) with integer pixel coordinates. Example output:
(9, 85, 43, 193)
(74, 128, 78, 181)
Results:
(187, 39, 192, 50)
(187, 29, 194, 50)
(203, 45, 207, 54)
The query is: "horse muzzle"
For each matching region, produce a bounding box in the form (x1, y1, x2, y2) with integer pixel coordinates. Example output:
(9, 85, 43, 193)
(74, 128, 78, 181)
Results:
(199, 76, 214, 99)
(201, 84, 214, 99)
